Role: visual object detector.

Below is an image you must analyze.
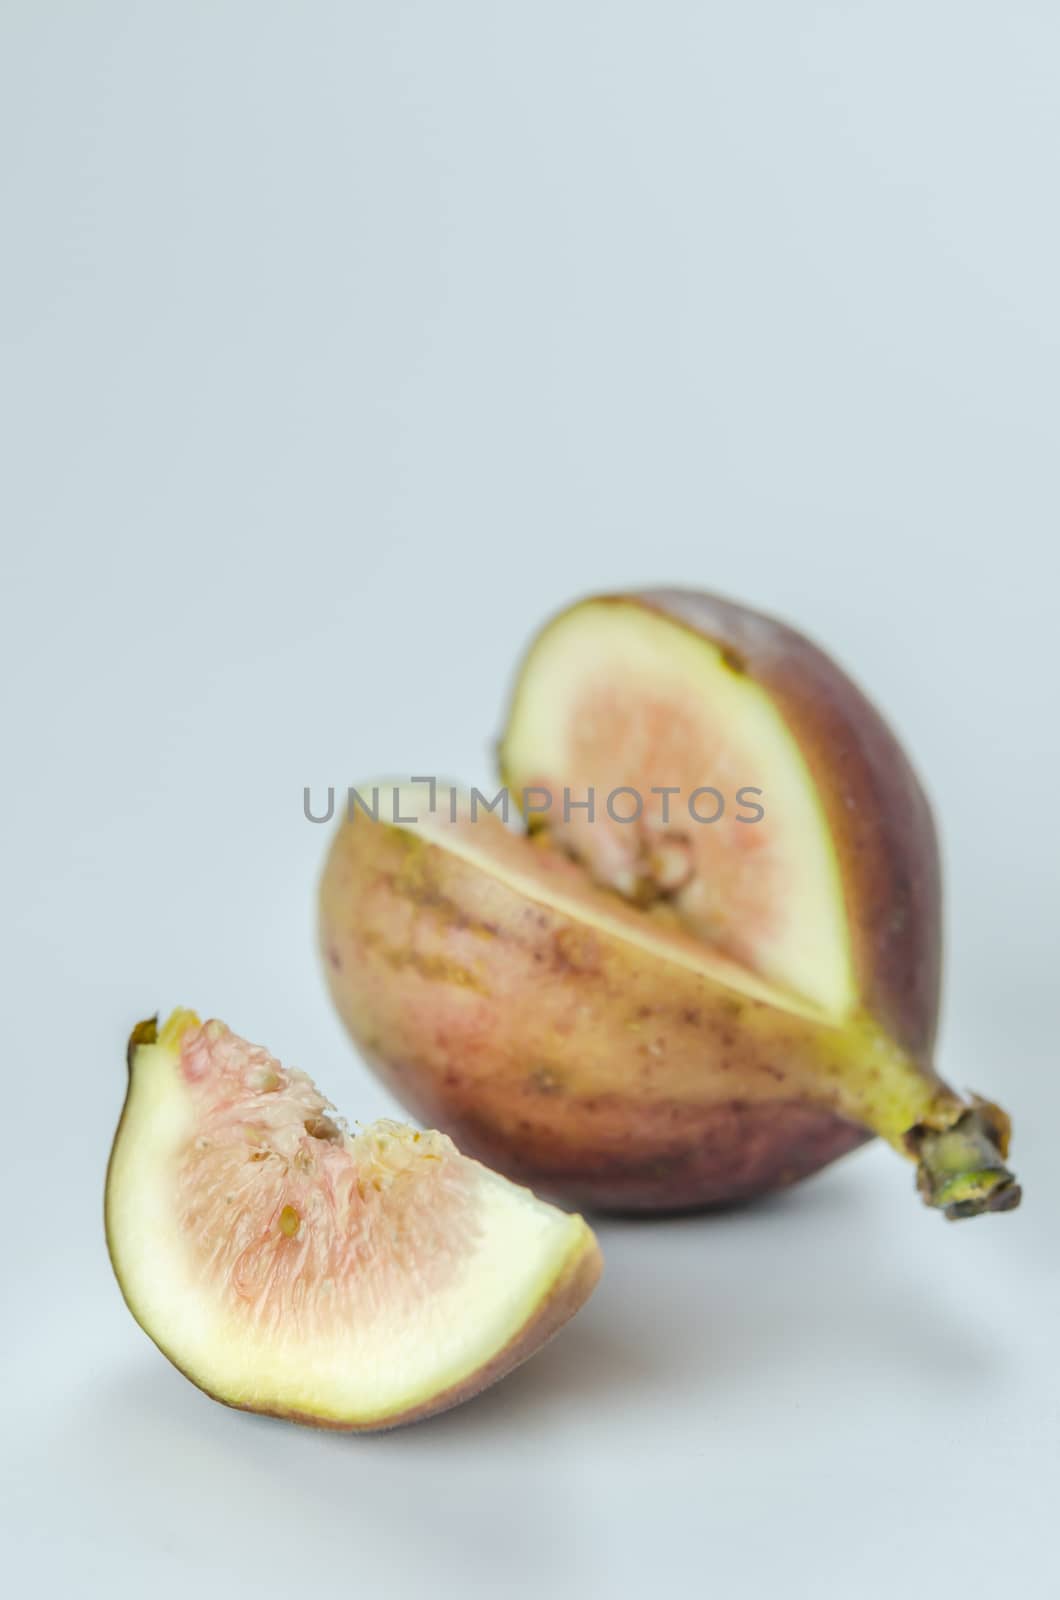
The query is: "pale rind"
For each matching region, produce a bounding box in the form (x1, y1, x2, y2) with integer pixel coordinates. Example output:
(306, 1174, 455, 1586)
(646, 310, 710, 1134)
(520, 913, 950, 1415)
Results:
(106, 1038, 598, 1427)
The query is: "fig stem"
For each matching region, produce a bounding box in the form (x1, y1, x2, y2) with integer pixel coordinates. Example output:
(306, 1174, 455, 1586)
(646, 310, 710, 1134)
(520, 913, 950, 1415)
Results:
(913, 1109, 1022, 1220)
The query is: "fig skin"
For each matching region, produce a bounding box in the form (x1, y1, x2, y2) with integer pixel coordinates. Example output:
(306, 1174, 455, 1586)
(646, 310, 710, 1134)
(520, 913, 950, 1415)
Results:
(320, 809, 976, 1214)
(320, 590, 1019, 1218)
(628, 589, 940, 1062)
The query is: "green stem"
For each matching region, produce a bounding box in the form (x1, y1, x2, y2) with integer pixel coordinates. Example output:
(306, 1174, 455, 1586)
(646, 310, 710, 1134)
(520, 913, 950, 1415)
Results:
(911, 1105, 1021, 1220)
(817, 1018, 1021, 1220)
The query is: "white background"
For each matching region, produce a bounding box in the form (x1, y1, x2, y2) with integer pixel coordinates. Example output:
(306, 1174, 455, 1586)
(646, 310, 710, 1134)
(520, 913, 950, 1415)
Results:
(3, 5, 1057, 1596)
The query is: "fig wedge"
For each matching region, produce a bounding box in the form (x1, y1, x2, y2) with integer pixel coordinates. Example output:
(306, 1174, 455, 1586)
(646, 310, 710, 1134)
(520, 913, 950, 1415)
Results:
(501, 591, 932, 1032)
(105, 1010, 601, 1429)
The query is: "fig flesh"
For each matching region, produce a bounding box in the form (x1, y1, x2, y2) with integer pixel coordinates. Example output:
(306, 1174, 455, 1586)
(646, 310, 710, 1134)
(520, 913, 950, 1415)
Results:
(501, 592, 935, 1050)
(105, 1010, 601, 1429)
(319, 591, 1019, 1220)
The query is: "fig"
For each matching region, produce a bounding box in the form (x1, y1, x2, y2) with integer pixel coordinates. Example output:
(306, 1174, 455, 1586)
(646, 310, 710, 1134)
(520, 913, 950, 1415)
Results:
(319, 590, 1019, 1220)
(105, 1009, 601, 1430)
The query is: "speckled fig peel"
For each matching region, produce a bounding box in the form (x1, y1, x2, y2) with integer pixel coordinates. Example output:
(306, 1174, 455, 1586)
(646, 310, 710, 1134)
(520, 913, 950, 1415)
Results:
(105, 1011, 601, 1430)
(320, 590, 1020, 1221)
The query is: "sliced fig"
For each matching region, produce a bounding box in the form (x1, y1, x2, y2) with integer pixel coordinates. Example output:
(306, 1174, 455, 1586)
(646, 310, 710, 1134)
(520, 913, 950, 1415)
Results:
(105, 1009, 601, 1430)
(500, 592, 929, 1031)
(320, 784, 1017, 1218)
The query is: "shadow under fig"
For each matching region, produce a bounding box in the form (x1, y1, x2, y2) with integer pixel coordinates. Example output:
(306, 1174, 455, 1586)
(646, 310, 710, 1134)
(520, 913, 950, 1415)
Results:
(80, 1158, 1009, 1459)
(426, 1161, 1009, 1441)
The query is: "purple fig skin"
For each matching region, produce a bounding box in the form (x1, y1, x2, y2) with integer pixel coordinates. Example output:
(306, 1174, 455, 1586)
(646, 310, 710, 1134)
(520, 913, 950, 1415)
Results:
(633, 589, 941, 1063)
(320, 813, 883, 1212)
(320, 590, 1018, 1218)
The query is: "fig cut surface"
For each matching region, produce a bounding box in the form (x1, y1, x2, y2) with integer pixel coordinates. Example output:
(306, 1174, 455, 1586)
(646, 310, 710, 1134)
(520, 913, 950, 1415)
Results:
(106, 1010, 601, 1430)
(502, 596, 857, 1016)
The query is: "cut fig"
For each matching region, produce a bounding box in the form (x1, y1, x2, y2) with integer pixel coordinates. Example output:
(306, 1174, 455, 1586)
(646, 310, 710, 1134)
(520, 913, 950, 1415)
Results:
(105, 1010, 601, 1430)
(319, 589, 1020, 1220)
(321, 789, 1017, 1218)
(501, 597, 854, 1014)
